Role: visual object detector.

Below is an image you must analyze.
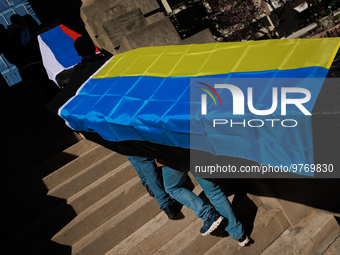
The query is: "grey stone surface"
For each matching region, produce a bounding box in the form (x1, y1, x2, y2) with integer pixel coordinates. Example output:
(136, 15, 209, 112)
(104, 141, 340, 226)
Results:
(178, 28, 215, 45)
(81, 0, 159, 49)
(261, 228, 297, 255)
(71, 194, 159, 255)
(48, 152, 126, 199)
(249, 179, 313, 227)
(205, 206, 289, 255)
(262, 210, 340, 255)
(52, 175, 147, 246)
(154, 217, 221, 255)
(87, 4, 134, 38)
(81, 0, 159, 21)
(100, 8, 148, 53)
(296, 210, 340, 255)
(42, 145, 112, 190)
(322, 235, 340, 255)
(118, 36, 132, 53)
(118, 17, 181, 53)
(106, 185, 203, 255)
(1, 133, 87, 203)
(81, 0, 99, 7)
(66, 161, 135, 214)
(87, 0, 160, 38)
(277, 199, 312, 227)
(146, 12, 165, 25)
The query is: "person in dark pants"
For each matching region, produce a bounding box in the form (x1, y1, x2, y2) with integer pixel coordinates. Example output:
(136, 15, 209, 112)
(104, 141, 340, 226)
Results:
(72, 36, 181, 219)
(127, 156, 180, 219)
(162, 162, 249, 246)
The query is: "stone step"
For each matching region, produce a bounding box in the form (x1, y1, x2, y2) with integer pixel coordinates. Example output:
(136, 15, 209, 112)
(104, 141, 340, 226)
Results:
(20, 232, 72, 255)
(106, 185, 204, 255)
(322, 235, 340, 255)
(107, 186, 261, 255)
(1, 152, 127, 235)
(0, 195, 76, 255)
(42, 144, 112, 190)
(2, 126, 78, 179)
(0, 151, 125, 240)
(47, 151, 128, 199)
(151, 195, 265, 255)
(154, 217, 222, 255)
(0, 139, 97, 202)
(32, 139, 98, 178)
(117, 17, 181, 54)
(52, 174, 148, 246)
(13, 160, 138, 255)
(1, 193, 70, 240)
(1, 144, 112, 219)
(0, 150, 131, 254)
(204, 206, 290, 255)
(71, 193, 160, 255)
(261, 210, 340, 255)
(66, 160, 136, 214)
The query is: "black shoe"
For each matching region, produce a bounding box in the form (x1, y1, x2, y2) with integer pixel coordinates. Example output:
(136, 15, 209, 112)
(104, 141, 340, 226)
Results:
(200, 209, 223, 236)
(145, 184, 154, 197)
(237, 234, 250, 247)
(163, 201, 181, 219)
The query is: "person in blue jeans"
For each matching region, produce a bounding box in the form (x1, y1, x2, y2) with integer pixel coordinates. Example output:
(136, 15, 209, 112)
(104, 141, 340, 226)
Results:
(127, 156, 180, 219)
(162, 162, 249, 247)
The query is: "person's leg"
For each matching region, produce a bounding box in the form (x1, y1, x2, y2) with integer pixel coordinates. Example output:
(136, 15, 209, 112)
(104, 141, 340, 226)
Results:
(162, 162, 211, 220)
(127, 156, 172, 210)
(127, 156, 147, 186)
(196, 177, 244, 240)
(127, 156, 154, 197)
(163, 162, 224, 235)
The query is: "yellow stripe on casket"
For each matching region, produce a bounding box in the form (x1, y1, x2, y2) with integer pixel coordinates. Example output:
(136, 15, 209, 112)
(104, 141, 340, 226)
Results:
(93, 38, 340, 79)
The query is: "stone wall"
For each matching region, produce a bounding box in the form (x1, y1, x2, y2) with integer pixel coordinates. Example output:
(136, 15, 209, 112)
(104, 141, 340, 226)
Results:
(80, 0, 215, 54)
(117, 17, 181, 53)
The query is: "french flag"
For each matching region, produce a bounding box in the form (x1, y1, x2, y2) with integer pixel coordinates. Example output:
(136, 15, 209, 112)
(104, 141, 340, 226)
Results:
(38, 24, 98, 84)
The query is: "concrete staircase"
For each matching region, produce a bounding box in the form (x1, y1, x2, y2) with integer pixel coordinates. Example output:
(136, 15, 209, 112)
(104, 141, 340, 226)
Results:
(0, 135, 288, 255)
(2, 132, 340, 255)
(262, 210, 340, 255)
(1, 84, 340, 255)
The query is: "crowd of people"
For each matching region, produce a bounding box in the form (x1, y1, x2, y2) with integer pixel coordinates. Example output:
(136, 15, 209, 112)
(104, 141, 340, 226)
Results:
(0, 14, 59, 101)
(1, 13, 250, 247)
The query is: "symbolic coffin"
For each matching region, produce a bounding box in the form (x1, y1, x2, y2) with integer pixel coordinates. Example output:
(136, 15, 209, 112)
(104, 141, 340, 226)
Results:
(47, 38, 340, 177)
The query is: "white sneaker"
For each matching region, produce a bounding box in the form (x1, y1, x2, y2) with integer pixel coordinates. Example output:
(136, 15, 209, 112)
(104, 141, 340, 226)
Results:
(237, 235, 250, 247)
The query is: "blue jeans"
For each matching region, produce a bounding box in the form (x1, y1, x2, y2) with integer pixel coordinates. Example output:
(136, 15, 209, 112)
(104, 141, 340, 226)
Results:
(127, 156, 172, 210)
(162, 162, 244, 240)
